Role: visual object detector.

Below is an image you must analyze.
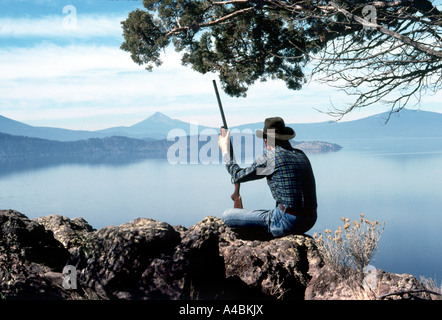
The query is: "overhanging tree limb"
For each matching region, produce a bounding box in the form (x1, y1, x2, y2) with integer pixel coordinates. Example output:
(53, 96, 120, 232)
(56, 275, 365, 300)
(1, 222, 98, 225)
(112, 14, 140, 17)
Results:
(329, 2, 442, 58)
(165, 7, 256, 37)
(121, 0, 442, 118)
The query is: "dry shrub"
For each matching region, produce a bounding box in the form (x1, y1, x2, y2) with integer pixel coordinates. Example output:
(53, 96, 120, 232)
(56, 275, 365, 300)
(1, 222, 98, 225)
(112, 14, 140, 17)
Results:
(420, 276, 442, 300)
(313, 214, 385, 281)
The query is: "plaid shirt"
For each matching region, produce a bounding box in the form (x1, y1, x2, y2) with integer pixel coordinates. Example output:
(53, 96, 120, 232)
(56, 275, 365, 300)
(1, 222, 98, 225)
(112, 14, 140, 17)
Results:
(225, 146, 317, 210)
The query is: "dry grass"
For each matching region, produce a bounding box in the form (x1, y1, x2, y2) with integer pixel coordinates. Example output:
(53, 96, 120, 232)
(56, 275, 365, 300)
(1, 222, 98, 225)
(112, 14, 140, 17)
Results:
(314, 216, 442, 300)
(313, 214, 385, 281)
(420, 276, 442, 300)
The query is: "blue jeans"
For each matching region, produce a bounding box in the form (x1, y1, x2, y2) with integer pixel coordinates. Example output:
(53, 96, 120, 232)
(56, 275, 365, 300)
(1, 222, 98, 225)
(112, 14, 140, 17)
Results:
(222, 206, 317, 240)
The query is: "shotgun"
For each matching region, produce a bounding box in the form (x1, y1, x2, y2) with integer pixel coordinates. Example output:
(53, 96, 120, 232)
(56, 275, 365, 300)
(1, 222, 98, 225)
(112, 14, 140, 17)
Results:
(213, 80, 243, 209)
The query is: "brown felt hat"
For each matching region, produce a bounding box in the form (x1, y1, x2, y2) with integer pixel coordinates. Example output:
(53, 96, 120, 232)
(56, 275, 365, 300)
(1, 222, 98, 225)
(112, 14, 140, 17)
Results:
(255, 117, 296, 140)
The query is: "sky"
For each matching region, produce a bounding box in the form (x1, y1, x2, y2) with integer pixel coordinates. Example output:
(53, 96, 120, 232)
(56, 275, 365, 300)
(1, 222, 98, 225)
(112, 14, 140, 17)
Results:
(0, 0, 441, 131)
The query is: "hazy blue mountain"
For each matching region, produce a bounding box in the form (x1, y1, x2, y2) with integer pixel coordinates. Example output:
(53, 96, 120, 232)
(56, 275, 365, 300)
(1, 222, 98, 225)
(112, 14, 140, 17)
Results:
(231, 109, 442, 141)
(0, 112, 214, 141)
(1, 109, 441, 142)
(0, 115, 110, 142)
(96, 111, 214, 140)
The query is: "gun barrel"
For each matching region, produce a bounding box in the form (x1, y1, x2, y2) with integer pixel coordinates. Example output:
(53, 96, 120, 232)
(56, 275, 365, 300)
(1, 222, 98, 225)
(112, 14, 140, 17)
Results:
(213, 80, 228, 130)
(213, 80, 243, 209)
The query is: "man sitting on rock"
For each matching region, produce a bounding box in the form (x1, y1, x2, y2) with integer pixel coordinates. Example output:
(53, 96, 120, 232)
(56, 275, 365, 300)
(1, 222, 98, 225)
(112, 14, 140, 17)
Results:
(218, 117, 317, 240)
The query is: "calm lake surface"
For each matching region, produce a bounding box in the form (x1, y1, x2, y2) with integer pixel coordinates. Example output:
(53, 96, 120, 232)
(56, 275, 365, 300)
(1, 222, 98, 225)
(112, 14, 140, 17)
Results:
(1, 137, 441, 282)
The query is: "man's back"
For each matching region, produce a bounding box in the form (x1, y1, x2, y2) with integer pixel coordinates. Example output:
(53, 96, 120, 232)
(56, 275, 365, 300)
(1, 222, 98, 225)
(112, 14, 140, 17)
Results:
(266, 146, 317, 211)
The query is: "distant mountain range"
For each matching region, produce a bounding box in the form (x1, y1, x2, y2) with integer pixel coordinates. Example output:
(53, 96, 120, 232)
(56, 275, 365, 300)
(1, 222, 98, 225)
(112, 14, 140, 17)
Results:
(234, 109, 442, 141)
(95, 112, 214, 140)
(0, 112, 213, 142)
(1, 109, 441, 142)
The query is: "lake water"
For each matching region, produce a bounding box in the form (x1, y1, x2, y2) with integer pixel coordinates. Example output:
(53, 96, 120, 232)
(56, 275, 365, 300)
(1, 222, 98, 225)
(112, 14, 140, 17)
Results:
(1, 137, 441, 283)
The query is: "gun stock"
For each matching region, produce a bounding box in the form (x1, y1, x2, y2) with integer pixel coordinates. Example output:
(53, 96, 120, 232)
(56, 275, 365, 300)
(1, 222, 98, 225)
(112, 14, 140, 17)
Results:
(213, 80, 243, 209)
(231, 183, 243, 209)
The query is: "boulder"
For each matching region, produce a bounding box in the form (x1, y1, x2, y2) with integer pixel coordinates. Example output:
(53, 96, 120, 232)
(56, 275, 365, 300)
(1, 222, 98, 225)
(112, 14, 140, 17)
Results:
(0, 210, 435, 300)
(139, 216, 228, 300)
(219, 230, 323, 300)
(0, 210, 72, 299)
(67, 216, 322, 300)
(305, 265, 432, 300)
(70, 217, 182, 299)
(34, 214, 95, 251)
(0, 210, 68, 270)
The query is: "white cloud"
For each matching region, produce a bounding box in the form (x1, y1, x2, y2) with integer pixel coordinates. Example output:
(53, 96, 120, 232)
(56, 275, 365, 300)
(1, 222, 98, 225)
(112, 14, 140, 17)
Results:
(1, 5, 441, 130)
(0, 45, 137, 80)
(0, 13, 387, 128)
(0, 14, 125, 39)
(0, 42, 380, 130)
(0, 44, 225, 129)
(3, 30, 436, 130)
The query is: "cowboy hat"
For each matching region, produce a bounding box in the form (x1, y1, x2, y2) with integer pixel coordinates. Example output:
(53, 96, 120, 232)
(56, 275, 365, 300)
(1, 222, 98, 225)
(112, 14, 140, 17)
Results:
(255, 117, 296, 140)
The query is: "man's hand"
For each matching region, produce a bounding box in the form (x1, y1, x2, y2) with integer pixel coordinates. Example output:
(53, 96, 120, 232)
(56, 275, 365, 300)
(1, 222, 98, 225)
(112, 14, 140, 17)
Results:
(218, 127, 230, 156)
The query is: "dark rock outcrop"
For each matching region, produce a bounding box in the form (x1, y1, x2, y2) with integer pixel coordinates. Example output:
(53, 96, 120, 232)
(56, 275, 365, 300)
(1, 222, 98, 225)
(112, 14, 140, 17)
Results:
(0, 210, 68, 270)
(0, 210, 434, 300)
(34, 214, 95, 251)
(64, 216, 322, 300)
(219, 232, 322, 300)
(0, 210, 71, 299)
(305, 265, 432, 300)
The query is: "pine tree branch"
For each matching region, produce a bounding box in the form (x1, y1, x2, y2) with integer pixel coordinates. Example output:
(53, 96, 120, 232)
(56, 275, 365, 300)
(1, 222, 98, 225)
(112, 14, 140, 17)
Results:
(165, 7, 255, 37)
(329, 2, 442, 58)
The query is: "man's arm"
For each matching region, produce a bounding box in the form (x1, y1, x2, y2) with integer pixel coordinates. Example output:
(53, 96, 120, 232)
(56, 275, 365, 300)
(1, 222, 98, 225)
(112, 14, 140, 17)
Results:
(219, 128, 271, 184)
